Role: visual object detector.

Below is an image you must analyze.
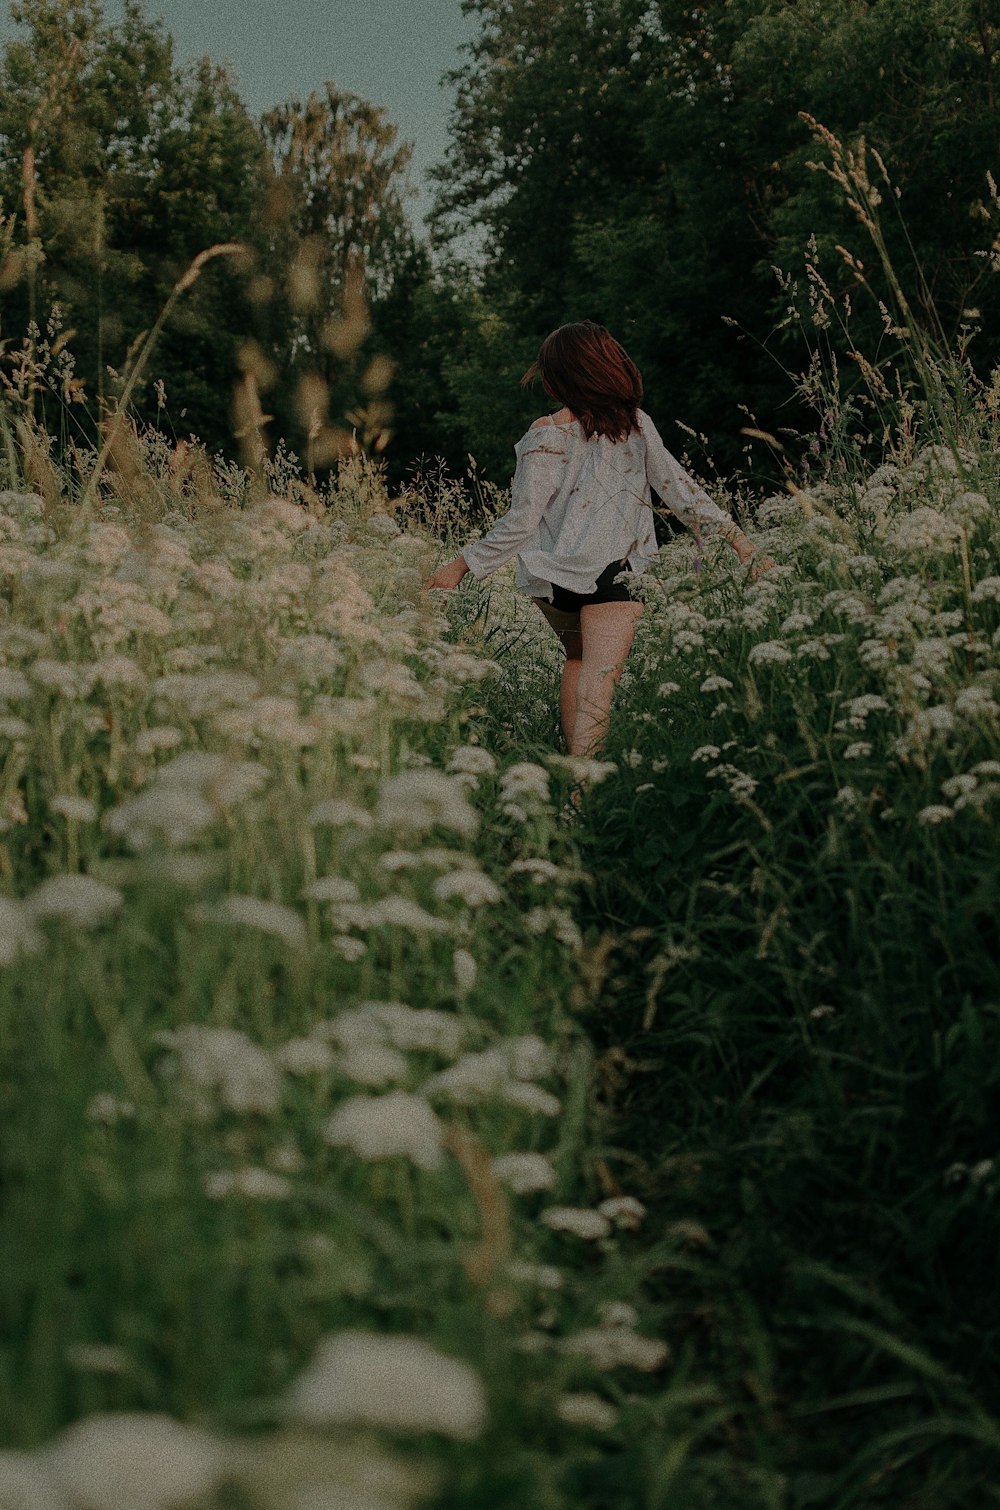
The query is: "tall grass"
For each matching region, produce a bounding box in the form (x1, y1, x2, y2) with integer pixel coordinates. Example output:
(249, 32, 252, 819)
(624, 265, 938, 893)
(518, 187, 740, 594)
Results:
(0, 431, 715, 1508)
(444, 130, 1000, 1507)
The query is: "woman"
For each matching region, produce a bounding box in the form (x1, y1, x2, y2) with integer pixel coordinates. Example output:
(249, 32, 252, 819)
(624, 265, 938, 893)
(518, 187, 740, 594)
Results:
(424, 321, 772, 761)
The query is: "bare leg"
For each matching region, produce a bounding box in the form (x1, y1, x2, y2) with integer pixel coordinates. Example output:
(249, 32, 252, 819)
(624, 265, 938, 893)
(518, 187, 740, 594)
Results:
(559, 656, 582, 750)
(570, 600, 643, 758)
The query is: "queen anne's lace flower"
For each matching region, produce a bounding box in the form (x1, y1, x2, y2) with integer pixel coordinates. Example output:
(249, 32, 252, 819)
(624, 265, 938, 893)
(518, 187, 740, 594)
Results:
(917, 805, 954, 825)
(324, 1091, 444, 1171)
(0, 897, 44, 966)
(203, 1166, 291, 1201)
(445, 745, 498, 778)
(50, 794, 97, 823)
(432, 869, 503, 908)
(556, 1393, 619, 1430)
(306, 798, 374, 829)
(283, 1331, 487, 1439)
(539, 1207, 611, 1240)
(491, 1152, 558, 1194)
(748, 640, 793, 665)
(160, 1025, 282, 1116)
(28, 874, 124, 929)
(375, 769, 480, 840)
(188, 896, 306, 949)
(453, 947, 478, 998)
(46, 1411, 227, 1510)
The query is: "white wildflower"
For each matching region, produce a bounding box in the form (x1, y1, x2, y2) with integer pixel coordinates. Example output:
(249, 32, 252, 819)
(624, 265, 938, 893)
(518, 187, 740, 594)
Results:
(559, 1324, 669, 1372)
(507, 1260, 563, 1290)
(324, 1091, 444, 1171)
(46, 1412, 226, 1510)
(445, 745, 497, 778)
(498, 761, 551, 809)
(453, 947, 477, 998)
(30, 658, 94, 699)
(885, 506, 962, 552)
(0, 667, 34, 700)
(133, 726, 184, 757)
(355, 1001, 467, 1057)
(780, 611, 814, 632)
(597, 1196, 647, 1229)
(102, 788, 216, 850)
(0, 716, 30, 740)
(522, 906, 583, 951)
(955, 685, 1000, 719)
(502, 1082, 562, 1117)
(839, 694, 891, 729)
(188, 896, 306, 949)
(332, 934, 367, 961)
(544, 755, 617, 786)
(656, 681, 681, 697)
(378, 846, 478, 873)
(507, 858, 562, 884)
(152, 671, 259, 718)
(843, 742, 872, 760)
(337, 1040, 409, 1087)
(374, 769, 479, 840)
(0, 897, 44, 966)
(747, 640, 793, 665)
(28, 875, 124, 930)
(161, 1025, 282, 1116)
(283, 1331, 487, 1439)
(306, 798, 374, 830)
(556, 1393, 619, 1431)
(432, 869, 503, 908)
(690, 745, 720, 763)
(50, 795, 97, 823)
(917, 805, 954, 825)
(491, 1152, 558, 1194)
(971, 576, 1000, 604)
(85, 1093, 136, 1126)
(155, 751, 269, 809)
(203, 1167, 291, 1201)
(539, 1207, 611, 1240)
(332, 897, 451, 935)
(89, 655, 148, 692)
(699, 674, 733, 693)
(911, 705, 957, 739)
(941, 774, 977, 800)
(423, 1035, 552, 1105)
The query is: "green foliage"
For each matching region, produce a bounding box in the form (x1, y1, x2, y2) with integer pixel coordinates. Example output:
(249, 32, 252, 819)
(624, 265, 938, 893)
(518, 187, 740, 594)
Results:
(432, 0, 1000, 479)
(0, 0, 267, 447)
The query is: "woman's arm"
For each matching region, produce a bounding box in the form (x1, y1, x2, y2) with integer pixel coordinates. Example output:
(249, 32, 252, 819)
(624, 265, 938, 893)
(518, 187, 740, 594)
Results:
(424, 553, 470, 591)
(424, 436, 566, 591)
(642, 414, 774, 577)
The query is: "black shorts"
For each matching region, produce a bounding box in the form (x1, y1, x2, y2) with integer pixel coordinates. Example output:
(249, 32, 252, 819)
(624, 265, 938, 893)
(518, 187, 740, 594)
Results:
(546, 557, 633, 612)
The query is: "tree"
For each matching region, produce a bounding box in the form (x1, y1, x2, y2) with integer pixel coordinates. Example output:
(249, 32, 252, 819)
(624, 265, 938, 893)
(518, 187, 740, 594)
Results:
(431, 0, 1000, 477)
(0, 0, 267, 450)
(255, 86, 417, 469)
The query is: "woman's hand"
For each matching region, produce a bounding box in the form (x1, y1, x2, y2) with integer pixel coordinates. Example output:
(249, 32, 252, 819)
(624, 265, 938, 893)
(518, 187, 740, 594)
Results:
(423, 554, 470, 592)
(747, 554, 777, 583)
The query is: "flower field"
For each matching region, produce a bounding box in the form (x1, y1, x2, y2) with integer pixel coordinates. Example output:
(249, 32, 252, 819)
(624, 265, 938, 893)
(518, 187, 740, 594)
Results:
(0, 457, 680, 1509)
(1, 402, 999, 1507)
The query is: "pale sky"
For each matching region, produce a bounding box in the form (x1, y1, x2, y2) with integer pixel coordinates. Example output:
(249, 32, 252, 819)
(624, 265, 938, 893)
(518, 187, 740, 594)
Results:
(0, 0, 477, 226)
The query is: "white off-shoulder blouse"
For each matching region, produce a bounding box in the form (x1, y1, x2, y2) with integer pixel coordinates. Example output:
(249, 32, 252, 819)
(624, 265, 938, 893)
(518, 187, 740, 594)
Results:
(460, 409, 732, 601)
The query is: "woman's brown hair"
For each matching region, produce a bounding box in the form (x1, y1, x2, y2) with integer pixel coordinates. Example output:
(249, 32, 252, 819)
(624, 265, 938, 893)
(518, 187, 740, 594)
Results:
(521, 320, 643, 442)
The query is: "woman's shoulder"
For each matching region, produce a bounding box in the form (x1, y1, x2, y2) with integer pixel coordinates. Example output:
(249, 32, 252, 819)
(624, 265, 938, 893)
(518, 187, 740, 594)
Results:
(516, 413, 575, 453)
(529, 407, 575, 430)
